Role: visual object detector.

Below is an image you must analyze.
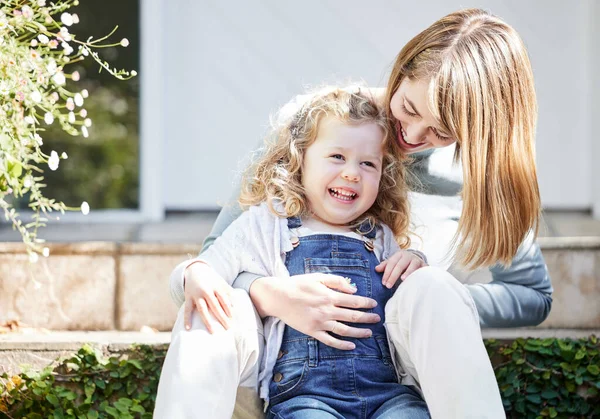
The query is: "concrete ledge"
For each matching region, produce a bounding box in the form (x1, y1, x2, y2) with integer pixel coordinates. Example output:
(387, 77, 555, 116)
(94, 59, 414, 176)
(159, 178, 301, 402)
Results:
(1, 238, 599, 331)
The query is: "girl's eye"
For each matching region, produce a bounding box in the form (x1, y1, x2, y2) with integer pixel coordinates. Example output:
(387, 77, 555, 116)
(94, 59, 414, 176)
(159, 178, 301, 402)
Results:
(361, 161, 376, 168)
(330, 154, 345, 160)
(401, 103, 418, 118)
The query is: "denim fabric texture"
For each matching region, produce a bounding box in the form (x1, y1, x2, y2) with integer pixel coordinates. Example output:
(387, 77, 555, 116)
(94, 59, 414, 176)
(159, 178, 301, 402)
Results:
(267, 217, 430, 419)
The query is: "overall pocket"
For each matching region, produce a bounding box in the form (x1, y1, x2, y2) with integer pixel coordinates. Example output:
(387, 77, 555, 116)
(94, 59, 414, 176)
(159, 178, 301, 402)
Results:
(304, 256, 371, 298)
(268, 357, 309, 405)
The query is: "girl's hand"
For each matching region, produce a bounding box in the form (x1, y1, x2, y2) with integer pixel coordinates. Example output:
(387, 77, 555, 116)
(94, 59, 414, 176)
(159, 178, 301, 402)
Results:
(183, 262, 234, 333)
(250, 274, 381, 351)
(376, 250, 428, 289)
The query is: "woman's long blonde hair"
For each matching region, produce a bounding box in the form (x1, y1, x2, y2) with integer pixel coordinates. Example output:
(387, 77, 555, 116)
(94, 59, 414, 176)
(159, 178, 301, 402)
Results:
(240, 86, 411, 247)
(385, 8, 540, 268)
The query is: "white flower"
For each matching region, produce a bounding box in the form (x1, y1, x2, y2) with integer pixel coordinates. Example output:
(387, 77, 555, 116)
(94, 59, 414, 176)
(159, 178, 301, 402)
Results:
(23, 177, 32, 188)
(21, 6, 33, 20)
(30, 91, 42, 103)
(120, 38, 129, 47)
(44, 112, 54, 125)
(81, 89, 89, 98)
(59, 27, 72, 42)
(49, 92, 59, 103)
(72, 14, 80, 24)
(81, 47, 89, 57)
(61, 41, 73, 55)
(29, 252, 39, 264)
(68, 111, 75, 123)
(82, 126, 89, 138)
(66, 98, 75, 111)
(74, 93, 84, 107)
(38, 34, 49, 44)
(61, 13, 74, 26)
(52, 72, 65, 85)
(34, 134, 43, 145)
(46, 59, 57, 75)
(37, 0, 46, 6)
(61, 152, 68, 159)
(80, 109, 87, 118)
(84, 118, 92, 127)
(31, 39, 38, 47)
(131, 70, 137, 76)
(71, 71, 80, 81)
(24, 116, 35, 125)
(0, 81, 8, 96)
(42, 247, 50, 257)
(48, 150, 59, 170)
(81, 201, 90, 215)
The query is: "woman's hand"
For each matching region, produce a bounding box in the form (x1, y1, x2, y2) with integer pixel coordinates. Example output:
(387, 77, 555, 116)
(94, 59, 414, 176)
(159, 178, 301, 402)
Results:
(249, 274, 380, 350)
(376, 250, 428, 289)
(183, 262, 234, 333)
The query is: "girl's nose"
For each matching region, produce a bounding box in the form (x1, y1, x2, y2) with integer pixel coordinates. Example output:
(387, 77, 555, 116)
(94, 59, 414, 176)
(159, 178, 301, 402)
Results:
(342, 169, 360, 182)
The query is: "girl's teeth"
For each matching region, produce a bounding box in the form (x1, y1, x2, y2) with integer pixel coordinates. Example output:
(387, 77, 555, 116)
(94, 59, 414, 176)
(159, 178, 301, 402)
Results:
(329, 188, 356, 200)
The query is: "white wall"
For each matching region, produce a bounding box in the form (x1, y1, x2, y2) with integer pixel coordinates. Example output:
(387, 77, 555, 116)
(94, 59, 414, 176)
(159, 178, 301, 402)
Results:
(154, 0, 594, 210)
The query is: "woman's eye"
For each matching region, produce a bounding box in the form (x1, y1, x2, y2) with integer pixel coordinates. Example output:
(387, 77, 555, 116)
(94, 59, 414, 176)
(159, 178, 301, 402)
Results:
(330, 154, 344, 160)
(401, 103, 418, 118)
(432, 128, 452, 142)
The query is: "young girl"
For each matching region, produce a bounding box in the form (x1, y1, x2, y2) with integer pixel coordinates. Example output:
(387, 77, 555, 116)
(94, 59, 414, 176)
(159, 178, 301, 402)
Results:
(155, 87, 503, 418)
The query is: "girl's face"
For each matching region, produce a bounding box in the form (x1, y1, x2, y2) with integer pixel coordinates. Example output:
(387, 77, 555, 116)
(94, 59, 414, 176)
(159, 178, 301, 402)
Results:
(301, 117, 383, 227)
(389, 77, 457, 154)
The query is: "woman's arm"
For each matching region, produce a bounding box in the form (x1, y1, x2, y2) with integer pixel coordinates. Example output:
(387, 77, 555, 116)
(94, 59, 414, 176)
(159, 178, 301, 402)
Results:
(465, 235, 553, 328)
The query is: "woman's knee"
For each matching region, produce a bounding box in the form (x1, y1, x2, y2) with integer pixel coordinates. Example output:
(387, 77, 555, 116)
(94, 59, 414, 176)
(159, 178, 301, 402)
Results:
(386, 267, 475, 318)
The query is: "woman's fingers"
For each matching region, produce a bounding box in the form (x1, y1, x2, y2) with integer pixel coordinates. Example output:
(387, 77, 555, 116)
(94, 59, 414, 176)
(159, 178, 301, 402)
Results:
(319, 275, 358, 295)
(215, 289, 233, 318)
(313, 331, 356, 351)
(195, 298, 213, 334)
(384, 258, 410, 288)
(331, 307, 380, 325)
(204, 292, 230, 330)
(375, 260, 387, 272)
(401, 259, 425, 280)
(332, 291, 378, 310)
(326, 318, 373, 338)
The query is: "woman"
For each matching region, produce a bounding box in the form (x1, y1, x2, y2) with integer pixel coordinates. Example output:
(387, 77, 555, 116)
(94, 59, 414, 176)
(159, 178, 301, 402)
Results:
(155, 8, 553, 419)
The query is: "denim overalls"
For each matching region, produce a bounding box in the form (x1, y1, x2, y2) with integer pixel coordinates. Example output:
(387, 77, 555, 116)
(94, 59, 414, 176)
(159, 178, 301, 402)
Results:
(267, 217, 430, 419)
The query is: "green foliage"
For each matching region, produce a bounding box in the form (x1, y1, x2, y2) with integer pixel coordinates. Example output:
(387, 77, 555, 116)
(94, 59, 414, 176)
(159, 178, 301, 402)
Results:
(0, 0, 135, 260)
(0, 338, 598, 418)
(486, 336, 600, 418)
(0, 344, 165, 418)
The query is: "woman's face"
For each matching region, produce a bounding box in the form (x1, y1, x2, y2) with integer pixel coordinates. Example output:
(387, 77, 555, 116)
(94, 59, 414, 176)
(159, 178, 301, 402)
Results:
(389, 77, 456, 154)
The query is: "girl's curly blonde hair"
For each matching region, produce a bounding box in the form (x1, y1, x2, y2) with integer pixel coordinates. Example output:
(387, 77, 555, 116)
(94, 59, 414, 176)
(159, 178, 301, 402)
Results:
(239, 86, 411, 248)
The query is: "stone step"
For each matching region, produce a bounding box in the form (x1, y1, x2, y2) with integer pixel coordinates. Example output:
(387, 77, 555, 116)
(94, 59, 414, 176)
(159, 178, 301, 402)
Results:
(1, 329, 598, 377)
(0, 237, 599, 331)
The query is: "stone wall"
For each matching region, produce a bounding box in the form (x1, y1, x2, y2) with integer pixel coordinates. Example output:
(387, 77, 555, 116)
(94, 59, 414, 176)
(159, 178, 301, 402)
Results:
(0, 237, 599, 331)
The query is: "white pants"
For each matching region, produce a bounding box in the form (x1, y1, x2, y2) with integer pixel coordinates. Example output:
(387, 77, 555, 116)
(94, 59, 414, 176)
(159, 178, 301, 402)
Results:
(154, 268, 505, 419)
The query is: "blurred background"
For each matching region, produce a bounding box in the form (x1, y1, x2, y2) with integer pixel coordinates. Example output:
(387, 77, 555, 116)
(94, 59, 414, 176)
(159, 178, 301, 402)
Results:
(2, 0, 600, 241)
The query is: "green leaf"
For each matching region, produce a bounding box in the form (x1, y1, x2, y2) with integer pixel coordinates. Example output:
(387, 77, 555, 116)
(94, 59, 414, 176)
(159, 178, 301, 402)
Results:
(541, 390, 559, 399)
(128, 359, 143, 370)
(131, 405, 145, 414)
(587, 365, 600, 375)
(549, 407, 558, 418)
(575, 349, 586, 360)
(46, 394, 59, 406)
(87, 411, 99, 419)
(104, 406, 120, 418)
(95, 379, 106, 389)
(525, 394, 541, 404)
